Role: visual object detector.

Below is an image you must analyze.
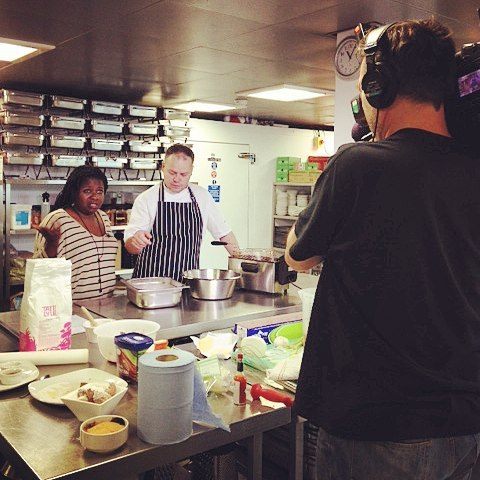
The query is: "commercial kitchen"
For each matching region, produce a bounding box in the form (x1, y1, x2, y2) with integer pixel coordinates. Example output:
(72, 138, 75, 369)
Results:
(0, 2, 479, 480)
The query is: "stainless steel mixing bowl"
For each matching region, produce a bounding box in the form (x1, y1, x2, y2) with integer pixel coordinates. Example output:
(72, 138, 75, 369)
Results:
(183, 269, 241, 300)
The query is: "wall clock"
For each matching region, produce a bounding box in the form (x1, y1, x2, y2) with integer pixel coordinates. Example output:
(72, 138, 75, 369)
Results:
(334, 36, 362, 79)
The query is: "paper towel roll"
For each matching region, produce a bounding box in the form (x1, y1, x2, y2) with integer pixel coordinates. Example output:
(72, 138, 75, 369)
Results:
(0, 349, 89, 365)
(137, 349, 196, 445)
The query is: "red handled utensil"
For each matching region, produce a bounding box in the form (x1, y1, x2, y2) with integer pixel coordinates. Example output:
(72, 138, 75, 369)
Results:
(250, 383, 294, 407)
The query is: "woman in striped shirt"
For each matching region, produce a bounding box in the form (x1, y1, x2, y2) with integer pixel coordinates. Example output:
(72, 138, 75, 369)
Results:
(33, 166, 117, 301)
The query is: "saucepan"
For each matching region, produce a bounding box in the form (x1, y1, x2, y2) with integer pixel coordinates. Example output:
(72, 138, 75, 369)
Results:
(183, 269, 241, 300)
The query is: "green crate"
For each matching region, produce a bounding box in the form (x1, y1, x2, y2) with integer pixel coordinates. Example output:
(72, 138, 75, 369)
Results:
(276, 166, 290, 174)
(306, 163, 319, 171)
(277, 156, 301, 167)
(276, 173, 289, 183)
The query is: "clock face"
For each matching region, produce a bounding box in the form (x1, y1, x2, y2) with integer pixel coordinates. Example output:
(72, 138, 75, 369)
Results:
(334, 36, 362, 79)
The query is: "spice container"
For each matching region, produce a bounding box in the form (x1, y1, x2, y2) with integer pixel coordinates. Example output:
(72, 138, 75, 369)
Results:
(114, 333, 153, 383)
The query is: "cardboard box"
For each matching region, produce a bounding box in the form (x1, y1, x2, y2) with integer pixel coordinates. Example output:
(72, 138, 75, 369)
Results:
(276, 173, 289, 183)
(288, 171, 322, 183)
(306, 162, 319, 171)
(234, 312, 301, 344)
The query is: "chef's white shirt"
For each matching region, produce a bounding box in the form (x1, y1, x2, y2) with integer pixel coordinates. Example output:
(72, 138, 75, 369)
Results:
(124, 182, 232, 241)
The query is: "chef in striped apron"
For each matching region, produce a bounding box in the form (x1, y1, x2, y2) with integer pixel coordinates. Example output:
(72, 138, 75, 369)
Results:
(124, 144, 238, 281)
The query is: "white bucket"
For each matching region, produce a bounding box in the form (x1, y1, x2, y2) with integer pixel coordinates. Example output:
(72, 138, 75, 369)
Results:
(297, 288, 316, 338)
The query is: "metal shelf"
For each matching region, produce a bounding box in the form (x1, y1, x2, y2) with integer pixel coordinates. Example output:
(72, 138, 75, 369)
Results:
(273, 247, 285, 252)
(10, 229, 37, 235)
(111, 225, 127, 231)
(273, 182, 315, 187)
(5, 179, 157, 186)
(274, 215, 297, 221)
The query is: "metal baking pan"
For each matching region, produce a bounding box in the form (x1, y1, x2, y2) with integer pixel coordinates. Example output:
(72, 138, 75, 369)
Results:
(163, 125, 190, 137)
(128, 158, 158, 170)
(127, 105, 157, 118)
(91, 156, 127, 168)
(50, 115, 86, 130)
(128, 140, 161, 152)
(50, 95, 86, 110)
(91, 119, 124, 133)
(123, 277, 188, 309)
(0, 110, 44, 127)
(2, 151, 45, 165)
(127, 122, 158, 135)
(90, 138, 124, 151)
(91, 101, 124, 115)
(1, 131, 44, 146)
(0, 89, 44, 107)
(160, 108, 190, 121)
(50, 155, 87, 167)
(49, 134, 86, 149)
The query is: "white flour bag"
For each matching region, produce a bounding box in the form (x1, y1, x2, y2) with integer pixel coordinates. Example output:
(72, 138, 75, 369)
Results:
(19, 258, 72, 351)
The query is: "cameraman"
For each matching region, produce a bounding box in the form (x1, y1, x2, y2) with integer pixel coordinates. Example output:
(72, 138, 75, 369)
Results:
(286, 19, 480, 479)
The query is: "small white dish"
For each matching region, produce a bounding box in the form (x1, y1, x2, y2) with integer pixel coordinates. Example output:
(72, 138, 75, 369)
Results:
(0, 361, 39, 392)
(80, 415, 129, 453)
(28, 368, 128, 405)
(61, 382, 128, 421)
(83, 318, 114, 343)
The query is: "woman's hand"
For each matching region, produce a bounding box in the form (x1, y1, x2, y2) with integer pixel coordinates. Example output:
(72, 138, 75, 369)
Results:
(36, 224, 61, 257)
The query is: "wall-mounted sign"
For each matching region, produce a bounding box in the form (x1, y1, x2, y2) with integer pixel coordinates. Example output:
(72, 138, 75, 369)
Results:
(208, 185, 221, 203)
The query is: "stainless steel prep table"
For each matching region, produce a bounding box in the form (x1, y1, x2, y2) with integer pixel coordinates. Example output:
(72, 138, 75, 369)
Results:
(75, 290, 302, 340)
(0, 310, 301, 480)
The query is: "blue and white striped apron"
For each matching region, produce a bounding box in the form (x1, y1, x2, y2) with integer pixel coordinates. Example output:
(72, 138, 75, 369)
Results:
(133, 182, 203, 281)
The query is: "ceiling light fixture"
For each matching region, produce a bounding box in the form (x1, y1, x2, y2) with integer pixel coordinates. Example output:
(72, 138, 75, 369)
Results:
(171, 100, 237, 112)
(238, 84, 333, 102)
(0, 37, 55, 65)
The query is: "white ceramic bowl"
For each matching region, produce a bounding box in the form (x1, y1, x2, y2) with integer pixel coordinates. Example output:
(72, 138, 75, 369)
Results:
(83, 318, 115, 343)
(61, 381, 128, 421)
(80, 415, 129, 453)
(93, 320, 160, 362)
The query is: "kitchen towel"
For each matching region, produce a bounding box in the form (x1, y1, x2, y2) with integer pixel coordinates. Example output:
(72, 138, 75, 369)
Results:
(0, 349, 89, 365)
(137, 349, 228, 445)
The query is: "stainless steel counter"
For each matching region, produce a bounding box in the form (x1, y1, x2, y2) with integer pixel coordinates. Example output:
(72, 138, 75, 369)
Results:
(76, 290, 301, 340)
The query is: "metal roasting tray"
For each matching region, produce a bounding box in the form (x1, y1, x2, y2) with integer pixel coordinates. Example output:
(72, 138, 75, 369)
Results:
(1, 132, 44, 146)
(91, 119, 124, 133)
(50, 155, 87, 167)
(123, 277, 189, 309)
(0, 110, 44, 127)
(50, 115, 86, 130)
(90, 101, 124, 115)
(128, 122, 158, 135)
(128, 158, 158, 170)
(2, 151, 45, 165)
(128, 140, 161, 152)
(50, 95, 86, 110)
(0, 89, 44, 107)
(160, 108, 190, 121)
(90, 138, 124, 151)
(91, 156, 127, 168)
(163, 125, 190, 137)
(49, 135, 86, 149)
(127, 105, 157, 118)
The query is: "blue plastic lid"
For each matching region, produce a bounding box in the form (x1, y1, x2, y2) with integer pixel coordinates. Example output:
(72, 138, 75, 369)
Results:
(114, 332, 153, 352)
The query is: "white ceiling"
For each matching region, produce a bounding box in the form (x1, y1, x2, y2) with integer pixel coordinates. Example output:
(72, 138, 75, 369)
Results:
(0, 0, 478, 127)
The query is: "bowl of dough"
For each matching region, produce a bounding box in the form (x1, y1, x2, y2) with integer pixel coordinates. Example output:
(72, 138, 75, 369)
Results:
(80, 415, 129, 453)
(61, 380, 128, 421)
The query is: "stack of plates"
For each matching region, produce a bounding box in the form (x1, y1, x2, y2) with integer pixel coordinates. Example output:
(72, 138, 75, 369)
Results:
(275, 190, 288, 215)
(296, 194, 309, 207)
(287, 189, 298, 207)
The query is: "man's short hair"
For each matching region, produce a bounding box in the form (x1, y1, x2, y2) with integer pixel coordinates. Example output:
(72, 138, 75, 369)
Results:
(362, 18, 457, 109)
(165, 144, 194, 162)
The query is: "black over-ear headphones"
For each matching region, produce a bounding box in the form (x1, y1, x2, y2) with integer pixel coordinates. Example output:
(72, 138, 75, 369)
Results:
(361, 23, 398, 109)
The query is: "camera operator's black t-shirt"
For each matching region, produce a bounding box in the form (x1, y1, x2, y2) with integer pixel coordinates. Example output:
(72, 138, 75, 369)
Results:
(291, 128, 480, 440)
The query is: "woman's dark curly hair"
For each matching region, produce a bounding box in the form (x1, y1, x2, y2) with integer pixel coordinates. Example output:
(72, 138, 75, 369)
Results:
(53, 166, 108, 211)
